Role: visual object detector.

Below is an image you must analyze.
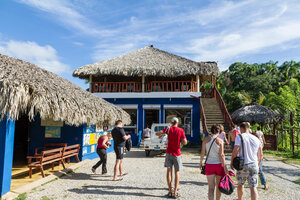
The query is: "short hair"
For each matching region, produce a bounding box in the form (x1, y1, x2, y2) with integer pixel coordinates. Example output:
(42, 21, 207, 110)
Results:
(257, 127, 261, 131)
(115, 120, 122, 125)
(211, 124, 220, 135)
(240, 122, 250, 130)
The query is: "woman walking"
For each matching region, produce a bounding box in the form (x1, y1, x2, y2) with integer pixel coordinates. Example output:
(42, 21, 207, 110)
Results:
(200, 125, 228, 200)
(92, 134, 110, 175)
(217, 125, 229, 146)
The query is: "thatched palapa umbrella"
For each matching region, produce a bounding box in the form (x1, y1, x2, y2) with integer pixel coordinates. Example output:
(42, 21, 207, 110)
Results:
(73, 46, 219, 78)
(0, 54, 130, 126)
(231, 103, 282, 125)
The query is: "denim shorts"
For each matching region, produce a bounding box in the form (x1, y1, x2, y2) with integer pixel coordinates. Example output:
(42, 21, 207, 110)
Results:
(237, 163, 259, 187)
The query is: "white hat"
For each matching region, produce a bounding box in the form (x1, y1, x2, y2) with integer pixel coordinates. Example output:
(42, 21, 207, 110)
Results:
(171, 117, 179, 123)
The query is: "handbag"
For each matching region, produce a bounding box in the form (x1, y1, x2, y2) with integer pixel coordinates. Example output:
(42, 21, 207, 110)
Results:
(201, 137, 217, 175)
(233, 134, 244, 170)
(218, 174, 235, 195)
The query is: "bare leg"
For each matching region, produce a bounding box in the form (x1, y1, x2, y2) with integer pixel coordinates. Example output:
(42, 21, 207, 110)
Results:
(113, 159, 121, 180)
(174, 170, 180, 194)
(119, 159, 123, 175)
(238, 184, 244, 200)
(166, 168, 173, 193)
(206, 175, 216, 200)
(215, 175, 222, 200)
(250, 187, 258, 200)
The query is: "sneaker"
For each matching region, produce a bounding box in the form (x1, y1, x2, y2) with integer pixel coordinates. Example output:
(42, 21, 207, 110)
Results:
(92, 168, 96, 174)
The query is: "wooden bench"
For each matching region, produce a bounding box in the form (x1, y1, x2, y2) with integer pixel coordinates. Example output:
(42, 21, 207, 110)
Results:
(28, 148, 65, 178)
(35, 143, 67, 156)
(62, 144, 80, 163)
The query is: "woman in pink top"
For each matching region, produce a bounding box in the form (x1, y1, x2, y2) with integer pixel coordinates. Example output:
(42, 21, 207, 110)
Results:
(92, 134, 110, 174)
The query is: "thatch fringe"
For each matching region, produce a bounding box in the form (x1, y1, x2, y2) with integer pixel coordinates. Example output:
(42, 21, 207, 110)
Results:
(0, 54, 130, 126)
(73, 46, 219, 78)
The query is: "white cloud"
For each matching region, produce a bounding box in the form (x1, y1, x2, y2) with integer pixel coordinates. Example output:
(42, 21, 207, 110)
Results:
(0, 40, 70, 74)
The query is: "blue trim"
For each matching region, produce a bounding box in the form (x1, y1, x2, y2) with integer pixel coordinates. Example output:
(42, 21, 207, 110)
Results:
(0, 116, 15, 197)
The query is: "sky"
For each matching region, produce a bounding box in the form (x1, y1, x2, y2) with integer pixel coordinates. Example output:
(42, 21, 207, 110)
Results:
(1, 0, 300, 89)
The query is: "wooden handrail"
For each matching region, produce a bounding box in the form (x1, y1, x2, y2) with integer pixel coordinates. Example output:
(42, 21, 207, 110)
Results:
(191, 95, 209, 135)
(146, 81, 197, 92)
(213, 87, 234, 129)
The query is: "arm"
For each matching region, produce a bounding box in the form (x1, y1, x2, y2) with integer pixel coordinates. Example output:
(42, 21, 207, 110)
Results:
(217, 139, 228, 174)
(262, 134, 266, 145)
(155, 130, 164, 137)
(182, 138, 188, 145)
(224, 132, 229, 145)
(257, 146, 263, 166)
(120, 128, 131, 141)
(199, 138, 207, 170)
(102, 136, 109, 149)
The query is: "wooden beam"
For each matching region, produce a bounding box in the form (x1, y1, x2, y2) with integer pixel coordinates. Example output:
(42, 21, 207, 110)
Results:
(142, 74, 145, 92)
(89, 75, 92, 93)
(196, 75, 200, 92)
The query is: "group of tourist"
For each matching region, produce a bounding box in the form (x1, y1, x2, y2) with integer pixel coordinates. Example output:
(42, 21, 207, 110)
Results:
(91, 118, 268, 199)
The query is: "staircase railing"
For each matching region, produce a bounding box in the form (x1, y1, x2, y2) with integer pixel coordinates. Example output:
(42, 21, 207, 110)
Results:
(213, 87, 234, 129)
(191, 95, 209, 135)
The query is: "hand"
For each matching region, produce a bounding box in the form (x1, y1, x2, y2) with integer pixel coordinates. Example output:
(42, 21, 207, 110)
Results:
(199, 163, 203, 171)
(224, 166, 229, 175)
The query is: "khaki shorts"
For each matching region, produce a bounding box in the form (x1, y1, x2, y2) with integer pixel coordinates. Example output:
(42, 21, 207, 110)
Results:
(237, 163, 259, 187)
(164, 153, 182, 171)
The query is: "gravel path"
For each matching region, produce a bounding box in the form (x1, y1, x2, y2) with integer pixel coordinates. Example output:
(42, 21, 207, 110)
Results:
(27, 149, 300, 200)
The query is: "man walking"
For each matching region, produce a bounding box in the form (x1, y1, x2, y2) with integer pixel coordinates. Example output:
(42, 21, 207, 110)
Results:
(111, 120, 131, 181)
(231, 122, 263, 200)
(156, 117, 187, 198)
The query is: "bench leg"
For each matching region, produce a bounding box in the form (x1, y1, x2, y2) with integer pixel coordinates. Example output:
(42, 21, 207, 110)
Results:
(52, 162, 54, 170)
(40, 166, 45, 178)
(61, 160, 66, 169)
(68, 157, 70, 164)
(29, 167, 32, 178)
(76, 155, 80, 163)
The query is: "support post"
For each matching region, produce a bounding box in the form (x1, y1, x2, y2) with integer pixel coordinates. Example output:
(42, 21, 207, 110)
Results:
(142, 75, 145, 93)
(196, 75, 200, 92)
(89, 75, 92, 93)
(290, 112, 295, 154)
(0, 116, 15, 197)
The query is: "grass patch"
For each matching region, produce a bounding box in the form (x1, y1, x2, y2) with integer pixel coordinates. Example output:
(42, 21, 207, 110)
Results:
(14, 193, 27, 200)
(263, 150, 300, 165)
(41, 196, 54, 200)
(41, 177, 58, 186)
(294, 178, 300, 185)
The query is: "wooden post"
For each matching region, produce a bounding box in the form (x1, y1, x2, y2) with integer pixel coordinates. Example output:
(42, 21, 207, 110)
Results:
(89, 75, 92, 93)
(196, 75, 200, 92)
(142, 75, 145, 92)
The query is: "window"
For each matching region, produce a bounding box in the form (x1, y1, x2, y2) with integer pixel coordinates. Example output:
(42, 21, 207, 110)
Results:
(165, 109, 192, 135)
(123, 109, 137, 133)
(144, 109, 159, 128)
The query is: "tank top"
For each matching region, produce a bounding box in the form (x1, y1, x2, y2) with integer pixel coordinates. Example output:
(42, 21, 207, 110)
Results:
(205, 137, 221, 164)
(144, 128, 151, 138)
(97, 137, 108, 149)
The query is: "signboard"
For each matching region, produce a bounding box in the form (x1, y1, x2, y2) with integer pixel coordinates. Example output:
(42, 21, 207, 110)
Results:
(45, 126, 61, 138)
(41, 118, 63, 127)
(83, 134, 90, 146)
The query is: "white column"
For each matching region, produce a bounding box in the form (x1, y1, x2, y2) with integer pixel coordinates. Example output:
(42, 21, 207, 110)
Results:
(89, 75, 92, 93)
(142, 74, 145, 92)
(196, 75, 200, 92)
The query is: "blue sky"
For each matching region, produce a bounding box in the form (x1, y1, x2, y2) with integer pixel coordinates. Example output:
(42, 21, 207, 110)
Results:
(1, 0, 300, 89)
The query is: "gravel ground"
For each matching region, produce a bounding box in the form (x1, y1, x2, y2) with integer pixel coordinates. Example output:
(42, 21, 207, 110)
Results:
(26, 149, 300, 200)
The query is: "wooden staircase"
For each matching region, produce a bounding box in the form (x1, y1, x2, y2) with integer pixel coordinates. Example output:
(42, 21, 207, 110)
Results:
(202, 98, 225, 131)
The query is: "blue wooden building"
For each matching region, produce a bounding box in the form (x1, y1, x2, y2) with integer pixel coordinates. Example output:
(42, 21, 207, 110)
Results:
(0, 54, 129, 197)
(73, 46, 231, 145)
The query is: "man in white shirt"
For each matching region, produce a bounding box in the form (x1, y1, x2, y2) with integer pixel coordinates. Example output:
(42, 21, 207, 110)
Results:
(231, 122, 263, 200)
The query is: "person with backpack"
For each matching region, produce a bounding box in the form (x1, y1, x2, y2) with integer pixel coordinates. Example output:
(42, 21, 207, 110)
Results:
(156, 117, 187, 198)
(111, 120, 131, 181)
(230, 122, 263, 200)
(200, 125, 228, 200)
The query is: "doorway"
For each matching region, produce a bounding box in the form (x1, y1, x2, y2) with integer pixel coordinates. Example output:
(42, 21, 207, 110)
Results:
(144, 109, 159, 128)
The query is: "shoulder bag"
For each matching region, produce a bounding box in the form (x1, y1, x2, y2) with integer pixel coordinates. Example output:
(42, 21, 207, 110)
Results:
(233, 134, 244, 170)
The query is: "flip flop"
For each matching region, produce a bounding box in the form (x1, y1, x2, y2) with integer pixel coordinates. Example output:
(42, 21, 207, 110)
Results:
(167, 191, 173, 198)
(119, 172, 128, 177)
(113, 178, 123, 181)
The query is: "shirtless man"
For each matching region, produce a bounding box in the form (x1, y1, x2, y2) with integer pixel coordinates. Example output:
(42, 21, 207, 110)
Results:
(228, 125, 239, 150)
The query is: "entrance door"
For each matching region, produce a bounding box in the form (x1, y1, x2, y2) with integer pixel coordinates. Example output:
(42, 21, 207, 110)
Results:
(144, 109, 159, 128)
(13, 115, 30, 165)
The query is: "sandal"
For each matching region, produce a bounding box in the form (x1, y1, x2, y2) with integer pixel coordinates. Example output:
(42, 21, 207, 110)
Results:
(173, 192, 180, 199)
(119, 172, 128, 177)
(167, 191, 173, 198)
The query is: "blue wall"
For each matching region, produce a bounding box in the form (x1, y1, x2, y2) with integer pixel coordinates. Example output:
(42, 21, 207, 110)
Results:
(105, 97, 201, 144)
(0, 116, 15, 197)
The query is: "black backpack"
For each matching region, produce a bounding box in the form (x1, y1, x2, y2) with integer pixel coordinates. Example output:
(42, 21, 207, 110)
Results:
(125, 138, 132, 152)
(233, 134, 244, 170)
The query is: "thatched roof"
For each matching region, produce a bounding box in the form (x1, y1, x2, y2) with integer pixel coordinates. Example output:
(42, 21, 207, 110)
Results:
(0, 54, 130, 126)
(231, 103, 282, 125)
(73, 46, 219, 79)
